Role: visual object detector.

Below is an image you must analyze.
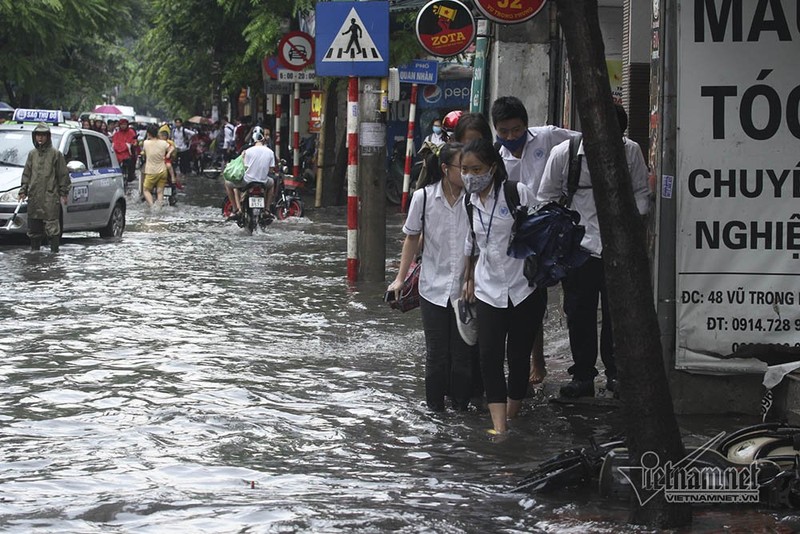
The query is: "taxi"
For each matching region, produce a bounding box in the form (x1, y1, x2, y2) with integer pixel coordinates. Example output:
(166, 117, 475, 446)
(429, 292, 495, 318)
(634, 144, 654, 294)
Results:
(0, 109, 126, 238)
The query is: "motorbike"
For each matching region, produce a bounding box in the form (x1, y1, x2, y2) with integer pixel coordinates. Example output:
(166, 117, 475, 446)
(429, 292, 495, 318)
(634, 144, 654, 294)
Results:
(137, 155, 178, 206)
(192, 137, 224, 180)
(273, 161, 305, 220)
(298, 135, 317, 191)
(514, 421, 800, 509)
(220, 162, 304, 233)
(221, 181, 273, 235)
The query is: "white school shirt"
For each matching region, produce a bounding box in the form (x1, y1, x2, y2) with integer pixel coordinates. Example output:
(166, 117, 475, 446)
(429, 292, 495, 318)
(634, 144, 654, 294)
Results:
(500, 125, 579, 195)
(403, 182, 469, 307)
(537, 137, 651, 257)
(464, 181, 538, 308)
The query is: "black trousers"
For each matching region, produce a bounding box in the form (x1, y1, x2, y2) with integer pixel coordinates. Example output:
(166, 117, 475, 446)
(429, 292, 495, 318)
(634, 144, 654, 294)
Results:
(121, 157, 136, 183)
(177, 150, 191, 175)
(420, 297, 476, 411)
(561, 256, 615, 381)
(476, 288, 547, 404)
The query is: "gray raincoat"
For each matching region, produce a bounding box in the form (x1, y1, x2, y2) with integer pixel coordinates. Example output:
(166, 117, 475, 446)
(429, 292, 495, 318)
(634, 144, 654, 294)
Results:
(20, 123, 71, 220)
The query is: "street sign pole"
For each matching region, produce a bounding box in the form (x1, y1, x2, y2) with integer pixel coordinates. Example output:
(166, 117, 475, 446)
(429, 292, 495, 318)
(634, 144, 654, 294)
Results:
(275, 97, 282, 160)
(470, 19, 491, 113)
(401, 83, 418, 213)
(293, 83, 301, 177)
(346, 77, 360, 283)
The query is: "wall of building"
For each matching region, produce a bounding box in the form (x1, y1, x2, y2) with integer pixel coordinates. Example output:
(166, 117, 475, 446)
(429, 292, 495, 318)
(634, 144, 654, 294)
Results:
(487, 14, 551, 126)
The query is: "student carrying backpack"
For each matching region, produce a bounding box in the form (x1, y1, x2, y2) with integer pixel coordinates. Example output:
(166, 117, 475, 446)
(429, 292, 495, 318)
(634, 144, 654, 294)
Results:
(465, 134, 590, 289)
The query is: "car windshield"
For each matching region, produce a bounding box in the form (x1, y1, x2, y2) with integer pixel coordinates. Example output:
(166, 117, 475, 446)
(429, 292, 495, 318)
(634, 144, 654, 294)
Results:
(0, 130, 63, 167)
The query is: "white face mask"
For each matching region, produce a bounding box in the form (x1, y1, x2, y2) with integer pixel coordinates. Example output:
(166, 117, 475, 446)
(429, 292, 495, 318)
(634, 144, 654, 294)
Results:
(462, 171, 493, 194)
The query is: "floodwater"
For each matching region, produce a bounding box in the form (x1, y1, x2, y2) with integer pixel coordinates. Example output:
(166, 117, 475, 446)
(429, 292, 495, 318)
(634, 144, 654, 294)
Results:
(0, 176, 798, 533)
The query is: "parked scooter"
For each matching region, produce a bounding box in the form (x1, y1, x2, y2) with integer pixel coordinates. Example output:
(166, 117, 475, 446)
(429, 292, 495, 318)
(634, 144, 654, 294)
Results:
(273, 160, 305, 220)
(299, 135, 317, 191)
(515, 421, 800, 509)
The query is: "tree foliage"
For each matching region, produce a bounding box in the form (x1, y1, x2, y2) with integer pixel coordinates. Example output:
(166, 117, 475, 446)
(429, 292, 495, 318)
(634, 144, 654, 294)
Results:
(0, 0, 433, 116)
(0, 0, 145, 111)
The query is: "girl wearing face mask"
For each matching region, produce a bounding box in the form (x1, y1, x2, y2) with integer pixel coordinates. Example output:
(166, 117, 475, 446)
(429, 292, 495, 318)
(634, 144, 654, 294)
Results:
(388, 142, 475, 412)
(424, 119, 446, 147)
(461, 138, 547, 435)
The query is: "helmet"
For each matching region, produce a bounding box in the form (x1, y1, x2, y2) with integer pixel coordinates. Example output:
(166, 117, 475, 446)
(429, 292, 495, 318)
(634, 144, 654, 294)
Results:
(442, 110, 463, 133)
(252, 126, 265, 143)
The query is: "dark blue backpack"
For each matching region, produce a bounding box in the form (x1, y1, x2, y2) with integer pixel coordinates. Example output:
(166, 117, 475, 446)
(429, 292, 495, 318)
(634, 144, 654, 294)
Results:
(466, 135, 590, 288)
(507, 201, 590, 288)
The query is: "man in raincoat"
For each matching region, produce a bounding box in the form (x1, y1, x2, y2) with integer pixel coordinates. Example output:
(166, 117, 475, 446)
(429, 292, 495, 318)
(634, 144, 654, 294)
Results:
(19, 123, 70, 252)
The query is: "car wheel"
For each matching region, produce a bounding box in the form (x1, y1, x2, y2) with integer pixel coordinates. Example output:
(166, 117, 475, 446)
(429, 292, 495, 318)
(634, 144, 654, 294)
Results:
(99, 201, 125, 238)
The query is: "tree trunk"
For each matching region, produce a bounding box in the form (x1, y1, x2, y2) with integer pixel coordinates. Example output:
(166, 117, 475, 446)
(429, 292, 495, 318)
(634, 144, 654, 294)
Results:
(554, 0, 691, 528)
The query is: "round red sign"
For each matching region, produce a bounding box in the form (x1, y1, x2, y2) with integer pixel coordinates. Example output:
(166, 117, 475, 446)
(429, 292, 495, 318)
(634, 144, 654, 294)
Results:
(415, 0, 475, 58)
(278, 31, 315, 72)
(474, 0, 548, 25)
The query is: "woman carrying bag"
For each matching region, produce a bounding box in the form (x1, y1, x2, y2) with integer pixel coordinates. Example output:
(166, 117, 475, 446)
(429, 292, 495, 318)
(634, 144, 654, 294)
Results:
(461, 138, 547, 435)
(387, 142, 475, 412)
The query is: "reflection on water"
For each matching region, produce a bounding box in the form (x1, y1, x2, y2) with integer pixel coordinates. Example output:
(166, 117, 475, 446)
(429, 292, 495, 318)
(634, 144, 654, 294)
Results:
(0, 178, 796, 532)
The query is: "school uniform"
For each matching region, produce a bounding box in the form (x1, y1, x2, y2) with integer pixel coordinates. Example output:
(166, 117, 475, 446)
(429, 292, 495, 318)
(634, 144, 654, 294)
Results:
(465, 181, 547, 404)
(404, 181, 475, 410)
(538, 137, 651, 385)
(500, 125, 578, 194)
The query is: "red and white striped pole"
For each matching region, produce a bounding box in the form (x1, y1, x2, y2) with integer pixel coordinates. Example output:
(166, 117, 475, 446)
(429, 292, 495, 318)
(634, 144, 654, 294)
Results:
(274, 96, 282, 161)
(401, 83, 418, 213)
(346, 76, 359, 282)
(292, 82, 301, 177)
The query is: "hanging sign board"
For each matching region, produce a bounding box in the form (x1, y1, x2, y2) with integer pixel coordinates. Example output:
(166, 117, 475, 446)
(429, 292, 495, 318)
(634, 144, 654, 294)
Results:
(277, 69, 317, 83)
(309, 90, 323, 133)
(397, 59, 439, 85)
(415, 0, 475, 58)
(675, 0, 800, 373)
(473, 0, 547, 25)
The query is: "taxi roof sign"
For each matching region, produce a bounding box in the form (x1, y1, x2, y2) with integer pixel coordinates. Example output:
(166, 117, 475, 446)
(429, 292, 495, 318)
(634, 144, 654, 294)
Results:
(13, 109, 64, 124)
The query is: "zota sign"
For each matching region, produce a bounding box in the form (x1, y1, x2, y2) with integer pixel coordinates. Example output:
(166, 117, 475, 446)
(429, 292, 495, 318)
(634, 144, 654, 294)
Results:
(415, 0, 475, 58)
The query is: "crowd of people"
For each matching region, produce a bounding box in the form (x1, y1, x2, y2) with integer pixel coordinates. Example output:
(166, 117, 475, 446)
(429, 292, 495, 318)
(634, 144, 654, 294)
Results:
(388, 97, 650, 436)
(76, 114, 278, 211)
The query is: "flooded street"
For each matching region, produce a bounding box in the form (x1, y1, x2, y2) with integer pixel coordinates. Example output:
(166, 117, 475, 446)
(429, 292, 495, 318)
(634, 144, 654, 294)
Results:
(0, 176, 798, 533)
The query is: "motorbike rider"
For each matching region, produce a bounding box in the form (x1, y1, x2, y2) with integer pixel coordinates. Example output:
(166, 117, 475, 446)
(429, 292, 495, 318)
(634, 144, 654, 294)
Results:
(224, 126, 276, 220)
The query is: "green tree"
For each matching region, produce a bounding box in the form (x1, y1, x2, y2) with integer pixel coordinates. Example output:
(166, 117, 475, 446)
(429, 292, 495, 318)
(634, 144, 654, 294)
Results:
(0, 0, 144, 110)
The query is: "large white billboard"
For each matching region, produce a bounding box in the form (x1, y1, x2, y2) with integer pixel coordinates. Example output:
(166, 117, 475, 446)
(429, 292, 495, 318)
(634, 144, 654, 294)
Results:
(676, 0, 800, 372)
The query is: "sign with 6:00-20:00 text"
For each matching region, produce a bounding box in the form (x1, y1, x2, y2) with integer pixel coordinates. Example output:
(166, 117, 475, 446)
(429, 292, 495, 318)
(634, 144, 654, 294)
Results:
(473, 0, 547, 25)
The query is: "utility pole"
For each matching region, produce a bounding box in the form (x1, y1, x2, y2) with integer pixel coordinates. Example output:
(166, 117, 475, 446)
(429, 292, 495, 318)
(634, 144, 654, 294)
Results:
(358, 77, 387, 282)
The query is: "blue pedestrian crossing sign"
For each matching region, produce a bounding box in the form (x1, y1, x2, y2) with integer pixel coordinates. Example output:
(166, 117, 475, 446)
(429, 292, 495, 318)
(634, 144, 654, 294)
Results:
(315, 1, 389, 77)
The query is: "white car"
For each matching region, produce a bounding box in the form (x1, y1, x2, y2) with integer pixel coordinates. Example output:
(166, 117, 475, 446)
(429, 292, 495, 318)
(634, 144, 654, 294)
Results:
(0, 109, 126, 238)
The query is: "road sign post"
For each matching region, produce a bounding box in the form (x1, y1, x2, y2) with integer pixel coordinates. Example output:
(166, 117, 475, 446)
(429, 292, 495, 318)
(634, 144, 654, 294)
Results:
(315, 2, 389, 77)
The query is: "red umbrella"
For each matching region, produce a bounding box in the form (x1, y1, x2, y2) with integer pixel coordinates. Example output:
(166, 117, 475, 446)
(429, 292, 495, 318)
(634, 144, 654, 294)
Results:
(94, 104, 123, 114)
